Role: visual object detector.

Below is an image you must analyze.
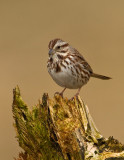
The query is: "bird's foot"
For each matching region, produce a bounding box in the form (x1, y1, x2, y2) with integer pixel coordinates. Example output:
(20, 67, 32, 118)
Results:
(69, 95, 78, 101)
(69, 91, 80, 101)
(54, 92, 64, 98)
(54, 88, 66, 98)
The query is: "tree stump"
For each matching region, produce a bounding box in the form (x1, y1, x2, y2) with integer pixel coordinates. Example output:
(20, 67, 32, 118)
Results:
(12, 86, 124, 160)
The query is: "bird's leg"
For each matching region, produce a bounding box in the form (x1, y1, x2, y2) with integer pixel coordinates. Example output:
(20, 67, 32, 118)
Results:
(75, 87, 81, 97)
(59, 87, 66, 97)
(70, 87, 81, 100)
(55, 88, 66, 98)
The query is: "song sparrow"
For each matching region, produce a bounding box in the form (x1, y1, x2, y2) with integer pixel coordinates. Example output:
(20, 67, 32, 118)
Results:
(47, 38, 111, 98)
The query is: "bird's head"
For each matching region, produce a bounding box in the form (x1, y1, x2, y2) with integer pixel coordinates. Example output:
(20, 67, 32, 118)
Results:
(48, 39, 70, 59)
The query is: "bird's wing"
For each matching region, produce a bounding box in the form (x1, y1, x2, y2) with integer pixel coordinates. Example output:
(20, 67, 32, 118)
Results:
(73, 48, 93, 74)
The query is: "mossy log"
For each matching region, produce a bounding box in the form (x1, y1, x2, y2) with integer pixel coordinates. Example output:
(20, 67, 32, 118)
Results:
(12, 86, 124, 160)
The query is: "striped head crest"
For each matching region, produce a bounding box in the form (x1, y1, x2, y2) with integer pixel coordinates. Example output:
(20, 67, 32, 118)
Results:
(48, 38, 69, 50)
(48, 39, 70, 57)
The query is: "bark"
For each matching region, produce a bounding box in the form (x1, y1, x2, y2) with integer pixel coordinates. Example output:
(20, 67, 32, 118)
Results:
(12, 86, 124, 160)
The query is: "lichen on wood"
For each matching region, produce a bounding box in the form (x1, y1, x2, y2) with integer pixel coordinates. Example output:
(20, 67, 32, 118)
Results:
(12, 86, 124, 160)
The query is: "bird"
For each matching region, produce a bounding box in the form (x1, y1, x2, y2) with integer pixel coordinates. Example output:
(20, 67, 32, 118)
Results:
(47, 38, 111, 99)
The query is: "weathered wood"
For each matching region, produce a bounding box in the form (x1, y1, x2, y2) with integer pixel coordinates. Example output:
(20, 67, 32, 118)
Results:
(12, 86, 124, 160)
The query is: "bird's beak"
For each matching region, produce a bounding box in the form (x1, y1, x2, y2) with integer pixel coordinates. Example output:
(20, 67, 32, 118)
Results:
(49, 49, 55, 56)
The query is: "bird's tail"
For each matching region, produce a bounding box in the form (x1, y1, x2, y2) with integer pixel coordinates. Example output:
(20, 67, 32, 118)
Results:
(91, 73, 111, 80)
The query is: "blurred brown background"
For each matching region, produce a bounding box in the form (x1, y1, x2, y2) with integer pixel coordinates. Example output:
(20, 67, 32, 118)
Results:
(0, 0, 124, 159)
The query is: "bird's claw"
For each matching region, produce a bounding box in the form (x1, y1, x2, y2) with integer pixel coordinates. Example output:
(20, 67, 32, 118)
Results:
(69, 96, 77, 101)
(54, 92, 63, 98)
(69, 93, 79, 101)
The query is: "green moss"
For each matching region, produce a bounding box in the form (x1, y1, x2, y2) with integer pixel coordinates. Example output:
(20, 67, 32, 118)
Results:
(13, 87, 64, 160)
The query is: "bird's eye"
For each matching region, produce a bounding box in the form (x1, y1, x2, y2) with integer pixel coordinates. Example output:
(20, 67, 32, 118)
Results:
(57, 46, 61, 49)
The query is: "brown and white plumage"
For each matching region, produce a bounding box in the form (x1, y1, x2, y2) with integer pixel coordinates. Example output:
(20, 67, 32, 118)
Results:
(47, 38, 111, 98)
